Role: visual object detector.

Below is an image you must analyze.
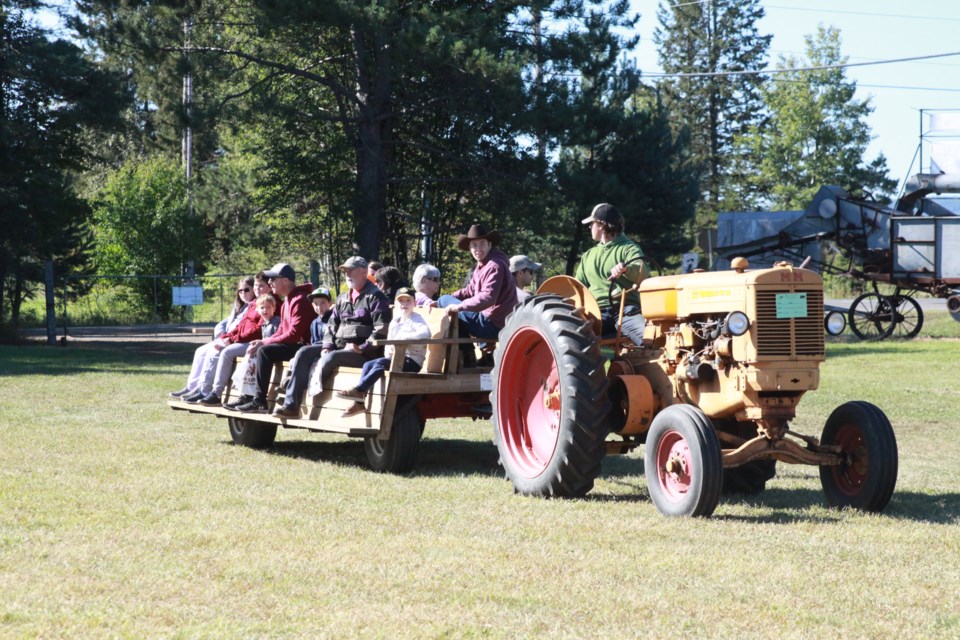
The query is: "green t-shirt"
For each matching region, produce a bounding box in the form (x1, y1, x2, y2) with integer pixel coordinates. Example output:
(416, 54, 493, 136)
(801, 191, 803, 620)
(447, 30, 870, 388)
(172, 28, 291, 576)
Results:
(574, 233, 649, 309)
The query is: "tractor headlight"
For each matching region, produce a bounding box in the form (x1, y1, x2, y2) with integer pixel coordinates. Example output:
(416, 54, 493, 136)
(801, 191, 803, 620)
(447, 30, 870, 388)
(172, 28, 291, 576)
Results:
(824, 310, 847, 335)
(724, 311, 750, 336)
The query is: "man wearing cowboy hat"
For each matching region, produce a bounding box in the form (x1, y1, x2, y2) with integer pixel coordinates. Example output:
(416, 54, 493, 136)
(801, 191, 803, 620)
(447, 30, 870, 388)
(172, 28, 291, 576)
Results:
(575, 203, 649, 346)
(435, 223, 517, 366)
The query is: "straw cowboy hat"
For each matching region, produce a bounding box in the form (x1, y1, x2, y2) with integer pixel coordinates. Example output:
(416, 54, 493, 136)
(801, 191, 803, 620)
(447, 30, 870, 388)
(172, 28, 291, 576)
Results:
(457, 223, 502, 251)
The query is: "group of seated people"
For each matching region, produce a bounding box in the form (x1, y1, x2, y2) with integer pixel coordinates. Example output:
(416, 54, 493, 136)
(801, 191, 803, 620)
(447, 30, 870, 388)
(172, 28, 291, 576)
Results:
(170, 202, 648, 418)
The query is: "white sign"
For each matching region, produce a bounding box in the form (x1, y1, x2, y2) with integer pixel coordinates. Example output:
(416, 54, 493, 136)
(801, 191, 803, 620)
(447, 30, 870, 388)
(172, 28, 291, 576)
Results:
(682, 252, 700, 273)
(480, 373, 493, 391)
(173, 286, 204, 306)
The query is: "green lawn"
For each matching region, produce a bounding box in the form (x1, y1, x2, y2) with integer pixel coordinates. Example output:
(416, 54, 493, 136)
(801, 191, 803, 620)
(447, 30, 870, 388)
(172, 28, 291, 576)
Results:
(1, 333, 958, 638)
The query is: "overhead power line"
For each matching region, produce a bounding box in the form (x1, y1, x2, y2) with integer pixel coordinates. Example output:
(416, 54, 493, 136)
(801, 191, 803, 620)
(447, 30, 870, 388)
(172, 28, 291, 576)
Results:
(666, 1, 960, 24)
(642, 50, 960, 79)
(765, 4, 960, 24)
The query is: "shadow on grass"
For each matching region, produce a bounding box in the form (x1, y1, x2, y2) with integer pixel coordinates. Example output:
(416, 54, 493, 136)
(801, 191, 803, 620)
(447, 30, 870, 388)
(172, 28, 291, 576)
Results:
(227, 435, 503, 478)
(221, 433, 960, 524)
(0, 340, 201, 377)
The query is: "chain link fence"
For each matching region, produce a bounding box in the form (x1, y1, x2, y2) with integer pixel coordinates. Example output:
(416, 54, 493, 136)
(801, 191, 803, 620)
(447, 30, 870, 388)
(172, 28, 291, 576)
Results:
(59, 273, 252, 339)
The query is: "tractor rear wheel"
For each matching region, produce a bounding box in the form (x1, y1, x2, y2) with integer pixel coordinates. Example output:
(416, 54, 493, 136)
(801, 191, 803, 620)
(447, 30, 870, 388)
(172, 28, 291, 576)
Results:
(228, 416, 277, 449)
(819, 401, 897, 512)
(365, 398, 422, 473)
(492, 295, 610, 497)
(645, 405, 723, 517)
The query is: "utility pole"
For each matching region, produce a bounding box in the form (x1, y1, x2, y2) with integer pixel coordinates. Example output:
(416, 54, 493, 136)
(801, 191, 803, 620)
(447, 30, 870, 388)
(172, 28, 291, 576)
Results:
(181, 17, 195, 280)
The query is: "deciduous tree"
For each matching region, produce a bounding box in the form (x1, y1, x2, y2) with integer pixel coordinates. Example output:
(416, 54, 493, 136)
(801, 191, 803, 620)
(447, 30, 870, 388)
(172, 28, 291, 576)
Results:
(740, 25, 895, 209)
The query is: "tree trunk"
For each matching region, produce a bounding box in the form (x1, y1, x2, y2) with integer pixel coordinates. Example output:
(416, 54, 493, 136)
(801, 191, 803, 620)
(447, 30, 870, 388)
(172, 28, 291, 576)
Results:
(0, 261, 6, 324)
(565, 215, 585, 276)
(10, 267, 23, 330)
(352, 27, 394, 261)
(354, 114, 390, 260)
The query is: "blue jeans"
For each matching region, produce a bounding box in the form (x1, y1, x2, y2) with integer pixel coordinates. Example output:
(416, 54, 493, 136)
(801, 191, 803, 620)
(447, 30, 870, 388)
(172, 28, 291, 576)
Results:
(356, 356, 422, 392)
(600, 305, 646, 346)
(437, 294, 500, 340)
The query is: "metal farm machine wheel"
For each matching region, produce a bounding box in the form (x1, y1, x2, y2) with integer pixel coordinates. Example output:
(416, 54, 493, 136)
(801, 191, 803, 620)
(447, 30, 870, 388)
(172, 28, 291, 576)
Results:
(491, 295, 611, 497)
(848, 290, 923, 340)
(644, 405, 723, 517)
(819, 401, 898, 512)
(888, 295, 923, 339)
(228, 416, 277, 449)
(848, 292, 895, 340)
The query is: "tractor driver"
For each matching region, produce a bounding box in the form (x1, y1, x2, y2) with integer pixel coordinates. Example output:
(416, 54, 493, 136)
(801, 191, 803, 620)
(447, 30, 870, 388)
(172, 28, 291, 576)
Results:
(574, 203, 650, 346)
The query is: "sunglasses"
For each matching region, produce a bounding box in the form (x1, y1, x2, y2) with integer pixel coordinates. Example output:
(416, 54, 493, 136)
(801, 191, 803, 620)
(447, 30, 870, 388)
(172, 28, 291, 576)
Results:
(425, 276, 440, 282)
(238, 287, 251, 293)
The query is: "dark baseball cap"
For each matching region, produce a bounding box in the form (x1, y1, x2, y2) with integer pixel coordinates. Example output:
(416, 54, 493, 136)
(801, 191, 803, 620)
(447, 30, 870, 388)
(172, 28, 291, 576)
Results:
(581, 203, 623, 226)
(263, 262, 296, 280)
(308, 287, 332, 301)
(394, 287, 416, 302)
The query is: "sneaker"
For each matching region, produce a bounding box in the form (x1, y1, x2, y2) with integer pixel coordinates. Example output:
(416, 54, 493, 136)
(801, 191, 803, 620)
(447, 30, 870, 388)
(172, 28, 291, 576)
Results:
(336, 388, 366, 401)
(198, 392, 222, 407)
(340, 402, 366, 418)
(236, 398, 269, 414)
(272, 405, 300, 418)
(223, 394, 252, 410)
(169, 387, 192, 398)
(181, 390, 205, 403)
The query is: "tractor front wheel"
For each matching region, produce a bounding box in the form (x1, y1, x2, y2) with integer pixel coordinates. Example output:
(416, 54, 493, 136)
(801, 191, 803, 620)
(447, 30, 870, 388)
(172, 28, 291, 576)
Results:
(645, 405, 723, 517)
(819, 401, 897, 512)
(492, 295, 610, 497)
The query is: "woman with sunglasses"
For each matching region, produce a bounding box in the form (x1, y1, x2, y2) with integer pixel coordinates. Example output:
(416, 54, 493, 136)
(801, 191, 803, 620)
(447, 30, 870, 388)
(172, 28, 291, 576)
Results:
(411, 263, 441, 306)
(169, 275, 258, 400)
(213, 277, 255, 339)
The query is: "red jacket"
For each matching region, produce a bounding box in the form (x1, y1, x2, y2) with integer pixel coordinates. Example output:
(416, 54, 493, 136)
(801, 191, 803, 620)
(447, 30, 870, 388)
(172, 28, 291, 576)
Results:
(263, 282, 318, 345)
(222, 294, 278, 343)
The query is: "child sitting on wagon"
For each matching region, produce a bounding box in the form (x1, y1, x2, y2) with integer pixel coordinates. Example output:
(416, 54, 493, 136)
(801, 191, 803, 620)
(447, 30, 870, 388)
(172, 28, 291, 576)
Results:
(229, 293, 281, 400)
(336, 287, 430, 418)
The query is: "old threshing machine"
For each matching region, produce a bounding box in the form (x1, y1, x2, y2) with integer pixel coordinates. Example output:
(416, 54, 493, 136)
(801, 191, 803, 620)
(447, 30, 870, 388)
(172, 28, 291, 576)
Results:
(492, 259, 898, 516)
(715, 175, 960, 340)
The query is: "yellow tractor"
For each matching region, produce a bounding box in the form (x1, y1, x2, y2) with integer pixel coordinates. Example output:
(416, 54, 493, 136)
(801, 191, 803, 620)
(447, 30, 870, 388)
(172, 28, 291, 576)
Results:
(490, 257, 898, 517)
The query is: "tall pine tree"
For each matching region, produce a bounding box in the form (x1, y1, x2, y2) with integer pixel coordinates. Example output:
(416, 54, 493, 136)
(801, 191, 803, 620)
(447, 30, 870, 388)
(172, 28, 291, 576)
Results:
(0, 2, 127, 331)
(653, 0, 770, 225)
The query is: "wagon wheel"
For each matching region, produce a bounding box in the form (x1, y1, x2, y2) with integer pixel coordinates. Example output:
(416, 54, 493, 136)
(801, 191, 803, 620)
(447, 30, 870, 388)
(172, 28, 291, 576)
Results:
(819, 401, 898, 512)
(228, 416, 277, 449)
(847, 293, 895, 340)
(644, 404, 723, 517)
(365, 396, 422, 473)
(889, 295, 923, 339)
(491, 295, 610, 497)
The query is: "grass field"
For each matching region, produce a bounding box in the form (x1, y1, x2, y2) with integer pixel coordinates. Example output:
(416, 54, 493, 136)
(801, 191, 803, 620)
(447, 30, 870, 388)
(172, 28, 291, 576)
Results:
(2, 325, 959, 638)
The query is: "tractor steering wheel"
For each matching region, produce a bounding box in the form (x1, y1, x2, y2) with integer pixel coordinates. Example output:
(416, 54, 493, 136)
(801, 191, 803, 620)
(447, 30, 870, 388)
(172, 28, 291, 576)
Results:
(606, 255, 656, 311)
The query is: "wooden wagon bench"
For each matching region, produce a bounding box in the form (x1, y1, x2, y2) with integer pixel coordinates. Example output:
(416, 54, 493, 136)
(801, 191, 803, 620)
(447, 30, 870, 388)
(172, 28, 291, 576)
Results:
(169, 307, 495, 472)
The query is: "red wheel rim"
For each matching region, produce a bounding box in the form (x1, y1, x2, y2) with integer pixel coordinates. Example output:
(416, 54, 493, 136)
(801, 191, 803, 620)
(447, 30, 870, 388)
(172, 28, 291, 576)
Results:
(496, 326, 561, 478)
(655, 429, 692, 502)
(830, 423, 868, 496)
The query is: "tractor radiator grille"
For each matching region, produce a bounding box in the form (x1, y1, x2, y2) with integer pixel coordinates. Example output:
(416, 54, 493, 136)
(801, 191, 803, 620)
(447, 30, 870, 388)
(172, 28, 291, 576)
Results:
(754, 290, 824, 357)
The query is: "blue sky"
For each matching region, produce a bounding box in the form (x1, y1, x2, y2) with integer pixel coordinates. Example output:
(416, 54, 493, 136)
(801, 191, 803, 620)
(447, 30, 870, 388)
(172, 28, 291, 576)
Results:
(629, 0, 960, 195)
